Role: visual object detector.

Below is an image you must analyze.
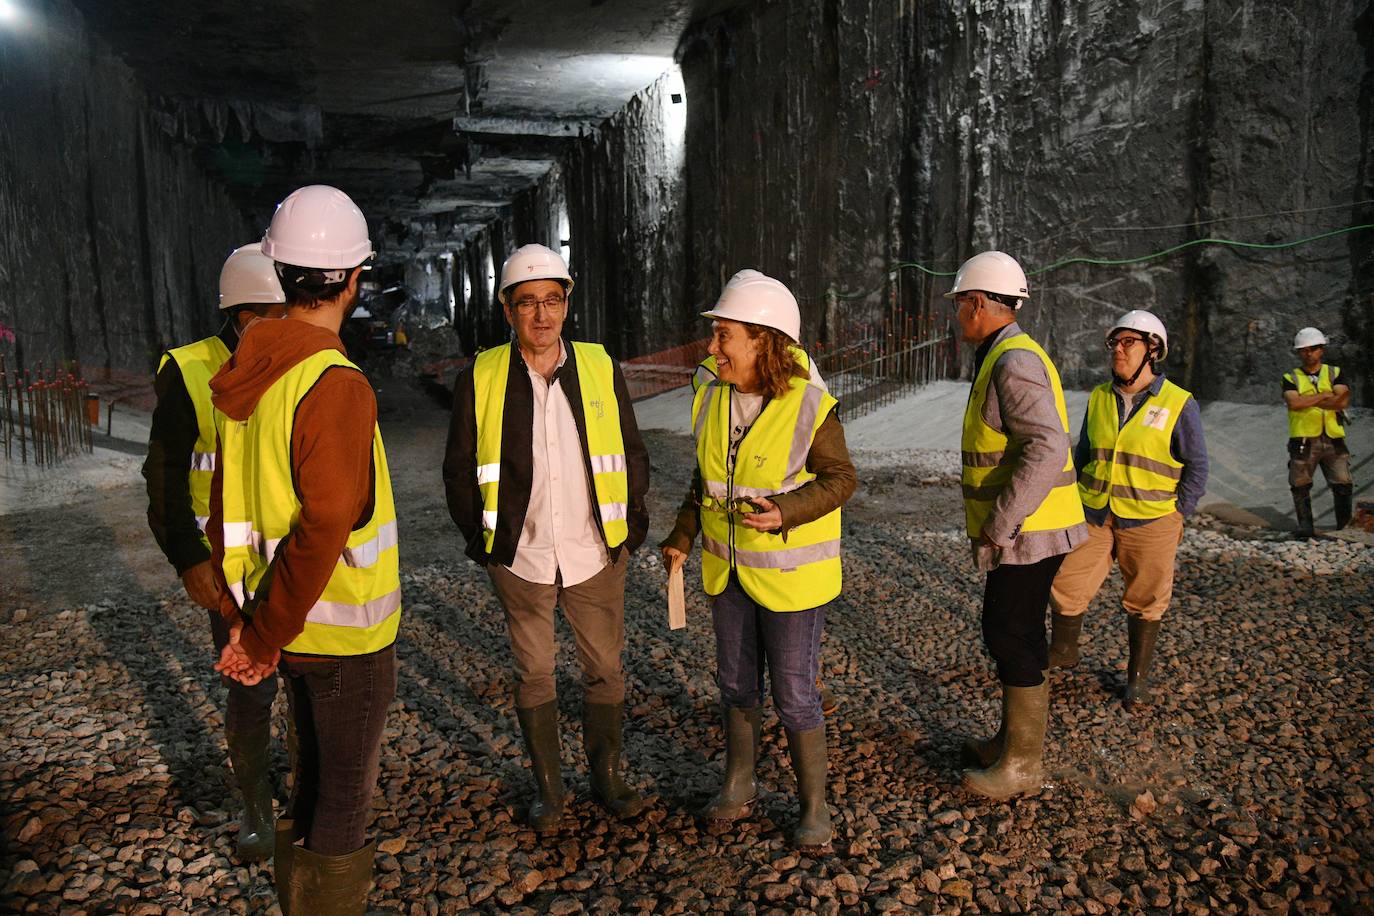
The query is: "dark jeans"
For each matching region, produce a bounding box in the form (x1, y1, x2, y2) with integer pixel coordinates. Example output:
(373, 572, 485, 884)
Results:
(207, 609, 277, 736)
(982, 554, 1066, 687)
(281, 645, 396, 856)
(712, 575, 826, 732)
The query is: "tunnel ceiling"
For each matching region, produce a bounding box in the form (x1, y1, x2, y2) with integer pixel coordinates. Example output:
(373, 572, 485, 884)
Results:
(69, 0, 741, 257)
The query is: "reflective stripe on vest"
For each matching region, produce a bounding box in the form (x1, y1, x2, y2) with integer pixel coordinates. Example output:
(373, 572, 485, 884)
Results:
(1077, 379, 1191, 520)
(692, 346, 812, 394)
(216, 349, 401, 657)
(960, 333, 1085, 540)
(472, 342, 629, 553)
(160, 336, 232, 548)
(693, 373, 842, 612)
(1285, 364, 1345, 439)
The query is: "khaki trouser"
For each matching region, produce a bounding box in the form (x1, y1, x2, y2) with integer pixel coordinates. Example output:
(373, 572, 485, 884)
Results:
(1287, 435, 1352, 489)
(487, 553, 628, 709)
(1049, 512, 1183, 623)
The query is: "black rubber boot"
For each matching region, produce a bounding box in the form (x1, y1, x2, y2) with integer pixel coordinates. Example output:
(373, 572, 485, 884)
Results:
(226, 723, 275, 861)
(699, 706, 761, 823)
(1123, 616, 1162, 710)
(284, 842, 374, 916)
(785, 727, 832, 849)
(515, 701, 566, 832)
(1047, 612, 1084, 670)
(273, 818, 303, 916)
(963, 682, 1048, 800)
(1292, 485, 1315, 538)
(583, 702, 646, 818)
(1333, 483, 1354, 530)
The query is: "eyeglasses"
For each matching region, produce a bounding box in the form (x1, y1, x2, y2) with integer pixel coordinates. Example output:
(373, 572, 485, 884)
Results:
(510, 294, 566, 314)
(1105, 335, 1147, 351)
(699, 495, 762, 516)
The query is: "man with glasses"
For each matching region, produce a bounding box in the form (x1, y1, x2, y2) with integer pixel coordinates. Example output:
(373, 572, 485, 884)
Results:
(442, 243, 651, 830)
(1048, 310, 1208, 712)
(1283, 327, 1353, 537)
(949, 251, 1087, 799)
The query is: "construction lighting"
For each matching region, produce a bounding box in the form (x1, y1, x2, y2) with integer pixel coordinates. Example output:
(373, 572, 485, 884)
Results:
(0, 0, 21, 25)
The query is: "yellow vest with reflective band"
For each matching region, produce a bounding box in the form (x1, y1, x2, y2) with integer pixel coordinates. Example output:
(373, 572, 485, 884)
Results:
(1078, 379, 1191, 520)
(693, 374, 842, 612)
(1285, 364, 1345, 439)
(472, 342, 629, 553)
(216, 350, 401, 657)
(960, 333, 1084, 540)
(159, 335, 232, 541)
(693, 346, 811, 393)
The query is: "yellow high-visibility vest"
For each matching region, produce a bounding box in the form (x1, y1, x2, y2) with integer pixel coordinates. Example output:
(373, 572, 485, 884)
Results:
(693, 346, 812, 392)
(216, 349, 401, 657)
(960, 333, 1084, 540)
(160, 335, 232, 540)
(1077, 379, 1192, 519)
(1285, 364, 1345, 439)
(693, 374, 842, 611)
(472, 342, 629, 553)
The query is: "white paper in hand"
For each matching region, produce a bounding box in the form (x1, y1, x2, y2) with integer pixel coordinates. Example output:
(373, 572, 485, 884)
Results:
(667, 565, 686, 630)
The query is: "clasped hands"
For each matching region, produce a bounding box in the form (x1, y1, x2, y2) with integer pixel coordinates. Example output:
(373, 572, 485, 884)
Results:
(213, 618, 279, 686)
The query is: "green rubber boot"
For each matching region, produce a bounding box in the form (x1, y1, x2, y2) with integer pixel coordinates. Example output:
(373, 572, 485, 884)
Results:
(583, 702, 646, 818)
(785, 726, 832, 849)
(284, 842, 374, 916)
(963, 682, 1048, 800)
(226, 722, 275, 861)
(959, 716, 1004, 770)
(516, 701, 566, 832)
(699, 706, 761, 823)
(1047, 612, 1084, 669)
(1123, 616, 1162, 710)
(273, 818, 303, 916)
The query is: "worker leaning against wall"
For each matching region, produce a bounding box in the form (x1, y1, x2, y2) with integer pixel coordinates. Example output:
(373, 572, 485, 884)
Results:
(950, 251, 1088, 801)
(442, 243, 651, 833)
(141, 243, 286, 861)
(1047, 310, 1209, 709)
(1284, 327, 1354, 538)
(209, 185, 401, 915)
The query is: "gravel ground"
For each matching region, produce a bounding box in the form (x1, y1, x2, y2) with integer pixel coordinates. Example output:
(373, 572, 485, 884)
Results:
(2, 382, 1372, 914)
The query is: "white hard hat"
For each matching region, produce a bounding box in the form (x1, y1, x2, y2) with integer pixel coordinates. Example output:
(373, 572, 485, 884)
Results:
(1293, 327, 1328, 350)
(498, 244, 574, 304)
(261, 185, 373, 270)
(1109, 309, 1169, 361)
(942, 250, 1030, 305)
(218, 243, 285, 310)
(701, 269, 801, 342)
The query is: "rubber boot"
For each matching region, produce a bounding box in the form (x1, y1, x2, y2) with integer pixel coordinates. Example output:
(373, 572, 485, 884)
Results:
(1123, 616, 1162, 710)
(273, 818, 303, 916)
(1047, 612, 1084, 670)
(1292, 486, 1315, 539)
(699, 706, 761, 823)
(819, 678, 840, 717)
(960, 715, 1004, 770)
(515, 701, 565, 832)
(583, 703, 646, 818)
(284, 842, 374, 916)
(962, 681, 1048, 800)
(785, 727, 832, 849)
(226, 722, 275, 861)
(1333, 483, 1354, 530)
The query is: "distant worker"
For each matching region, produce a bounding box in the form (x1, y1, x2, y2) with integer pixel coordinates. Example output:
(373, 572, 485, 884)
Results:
(210, 185, 400, 914)
(1047, 310, 1209, 710)
(1283, 327, 1353, 537)
(142, 242, 286, 861)
(950, 251, 1087, 800)
(663, 269, 856, 849)
(443, 243, 651, 832)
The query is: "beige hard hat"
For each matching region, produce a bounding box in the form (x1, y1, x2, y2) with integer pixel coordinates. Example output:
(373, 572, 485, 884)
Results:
(942, 250, 1029, 306)
(701, 269, 801, 342)
(498, 244, 574, 304)
(218, 243, 285, 310)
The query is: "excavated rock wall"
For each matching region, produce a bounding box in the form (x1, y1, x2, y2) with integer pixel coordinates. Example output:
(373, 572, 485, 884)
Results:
(0, 0, 252, 377)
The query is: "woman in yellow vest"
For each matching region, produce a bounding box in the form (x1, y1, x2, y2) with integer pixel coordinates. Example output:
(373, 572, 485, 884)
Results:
(1283, 326, 1353, 536)
(661, 270, 855, 850)
(1047, 310, 1209, 710)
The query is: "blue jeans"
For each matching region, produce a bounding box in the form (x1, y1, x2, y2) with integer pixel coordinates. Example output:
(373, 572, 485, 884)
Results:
(711, 575, 826, 732)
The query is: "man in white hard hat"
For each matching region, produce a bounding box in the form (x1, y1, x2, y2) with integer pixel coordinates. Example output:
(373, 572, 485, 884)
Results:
(443, 243, 651, 831)
(949, 250, 1087, 800)
(1047, 310, 1209, 710)
(1283, 327, 1353, 537)
(208, 185, 401, 913)
(142, 242, 286, 862)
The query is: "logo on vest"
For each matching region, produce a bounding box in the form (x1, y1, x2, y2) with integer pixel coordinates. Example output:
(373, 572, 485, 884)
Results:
(1141, 406, 1171, 431)
(753, 455, 768, 469)
(589, 398, 605, 419)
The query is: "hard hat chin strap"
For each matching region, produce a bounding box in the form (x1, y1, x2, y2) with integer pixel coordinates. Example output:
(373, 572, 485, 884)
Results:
(1113, 344, 1157, 389)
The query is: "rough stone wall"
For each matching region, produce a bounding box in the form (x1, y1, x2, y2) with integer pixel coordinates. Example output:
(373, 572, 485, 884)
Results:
(0, 0, 252, 377)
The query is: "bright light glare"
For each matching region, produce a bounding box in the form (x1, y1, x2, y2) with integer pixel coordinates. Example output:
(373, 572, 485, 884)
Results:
(558, 206, 572, 267)
(0, 0, 20, 25)
(663, 64, 687, 155)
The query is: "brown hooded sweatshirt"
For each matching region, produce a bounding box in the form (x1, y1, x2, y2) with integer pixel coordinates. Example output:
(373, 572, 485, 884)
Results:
(207, 318, 378, 665)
